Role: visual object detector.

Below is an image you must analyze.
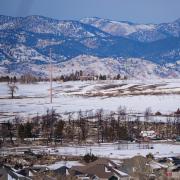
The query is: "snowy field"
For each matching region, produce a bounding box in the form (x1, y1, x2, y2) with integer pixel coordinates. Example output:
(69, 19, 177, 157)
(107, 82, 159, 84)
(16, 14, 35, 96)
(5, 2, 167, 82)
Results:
(45, 143, 180, 159)
(0, 79, 180, 121)
(1, 143, 180, 160)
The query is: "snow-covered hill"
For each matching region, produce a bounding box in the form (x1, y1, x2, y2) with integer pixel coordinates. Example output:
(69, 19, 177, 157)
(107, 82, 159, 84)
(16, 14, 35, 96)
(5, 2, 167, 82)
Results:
(57, 56, 180, 78)
(1, 55, 179, 79)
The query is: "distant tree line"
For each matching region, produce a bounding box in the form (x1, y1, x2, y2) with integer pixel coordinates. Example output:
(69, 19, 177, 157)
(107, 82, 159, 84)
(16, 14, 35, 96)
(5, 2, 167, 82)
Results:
(0, 71, 127, 83)
(0, 76, 17, 83)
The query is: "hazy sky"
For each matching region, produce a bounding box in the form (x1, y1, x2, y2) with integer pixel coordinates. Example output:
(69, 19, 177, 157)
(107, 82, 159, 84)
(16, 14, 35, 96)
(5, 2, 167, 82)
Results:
(0, 0, 180, 23)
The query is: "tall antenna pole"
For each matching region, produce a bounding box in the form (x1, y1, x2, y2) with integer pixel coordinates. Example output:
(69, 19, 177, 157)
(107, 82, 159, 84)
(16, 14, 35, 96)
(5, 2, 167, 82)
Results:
(50, 48, 53, 104)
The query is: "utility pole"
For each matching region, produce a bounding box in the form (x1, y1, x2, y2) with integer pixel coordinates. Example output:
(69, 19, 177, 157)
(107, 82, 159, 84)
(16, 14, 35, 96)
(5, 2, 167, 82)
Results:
(49, 48, 53, 104)
(125, 60, 128, 80)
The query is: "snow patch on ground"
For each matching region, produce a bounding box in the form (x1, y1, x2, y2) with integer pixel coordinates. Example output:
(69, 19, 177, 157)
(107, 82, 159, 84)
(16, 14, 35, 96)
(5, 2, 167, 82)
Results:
(0, 79, 179, 121)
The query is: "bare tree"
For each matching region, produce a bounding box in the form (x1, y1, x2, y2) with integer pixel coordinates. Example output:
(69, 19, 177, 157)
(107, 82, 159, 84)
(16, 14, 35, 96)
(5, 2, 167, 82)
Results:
(54, 120, 65, 145)
(96, 109, 104, 143)
(144, 107, 152, 130)
(77, 110, 89, 143)
(42, 109, 59, 144)
(8, 84, 18, 99)
(175, 115, 180, 136)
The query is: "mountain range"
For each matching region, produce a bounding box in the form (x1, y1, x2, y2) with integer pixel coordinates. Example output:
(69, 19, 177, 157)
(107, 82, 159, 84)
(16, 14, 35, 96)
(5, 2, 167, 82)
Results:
(0, 15, 180, 78)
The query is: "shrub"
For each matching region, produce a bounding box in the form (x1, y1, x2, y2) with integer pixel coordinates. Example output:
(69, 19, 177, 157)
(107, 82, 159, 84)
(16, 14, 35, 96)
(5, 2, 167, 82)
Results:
(155, 111, 162, 116)
(83, 153, 97, 163)
(146, 153, 154, 160)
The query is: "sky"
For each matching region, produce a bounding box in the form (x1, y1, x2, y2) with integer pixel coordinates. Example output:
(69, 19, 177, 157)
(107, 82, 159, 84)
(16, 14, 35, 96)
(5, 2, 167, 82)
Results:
(0, 0, 180, 24)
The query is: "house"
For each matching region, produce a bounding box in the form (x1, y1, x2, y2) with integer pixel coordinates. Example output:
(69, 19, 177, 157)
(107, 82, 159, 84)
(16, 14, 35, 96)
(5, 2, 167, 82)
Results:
(33, 162, 78, 179)
(140, 131, 156, 139)
(119, 156, 151, 179)
(152, 156, 180, 179)
(49, 165, 70, 178)
(171, 166, 180, 179)
(149, 160, 168, 178)
(80, 75, 96, 81)
(0, 165, 31, 180)
(70, 158, 130, 180)
(167, 157, 180, 179)
(17, 168, 36, 178)
(32, 165, 49, 173)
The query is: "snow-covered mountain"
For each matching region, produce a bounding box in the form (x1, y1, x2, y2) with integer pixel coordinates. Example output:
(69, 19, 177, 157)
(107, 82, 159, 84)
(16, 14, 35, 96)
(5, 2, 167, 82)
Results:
(80, 17, 155, 37)
(128, 19, 180, 42)
(0, 15, 110, 38)
(0, 15, 180, 78)
(81, 17, 180, 42)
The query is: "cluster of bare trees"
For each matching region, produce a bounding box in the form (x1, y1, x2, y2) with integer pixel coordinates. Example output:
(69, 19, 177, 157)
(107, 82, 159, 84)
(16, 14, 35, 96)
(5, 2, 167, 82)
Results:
(0, 76, 17, 83)
(6, 74, 42, 99)
(0, 108, 180, 147)
(0, 74, 41, 84)
(0, 70, 127, 84)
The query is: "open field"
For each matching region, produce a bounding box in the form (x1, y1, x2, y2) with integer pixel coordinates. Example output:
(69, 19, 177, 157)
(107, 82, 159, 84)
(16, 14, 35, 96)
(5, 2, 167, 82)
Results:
(1, 142, 180, 160)
(0, 79, 180, 121)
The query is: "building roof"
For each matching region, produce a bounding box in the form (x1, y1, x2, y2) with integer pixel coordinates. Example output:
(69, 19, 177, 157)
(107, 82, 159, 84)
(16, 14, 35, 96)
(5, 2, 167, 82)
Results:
(111, 168, 129, 177)
(149, 161, 168, 170)
(0, 165, 31, 180)
(70, 158, 129, 179)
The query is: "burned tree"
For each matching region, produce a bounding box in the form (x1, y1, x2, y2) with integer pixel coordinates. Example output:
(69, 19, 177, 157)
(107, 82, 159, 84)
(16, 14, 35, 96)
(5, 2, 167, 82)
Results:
(96, 109, 104, 143)
(18, 124, 25, 142)
(0, 121, 14, 145)
(42, 109, 59, 144)
(54, 120, 65, 145)
(77, 110, 89, 143)
(144, 107, 152, 130)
